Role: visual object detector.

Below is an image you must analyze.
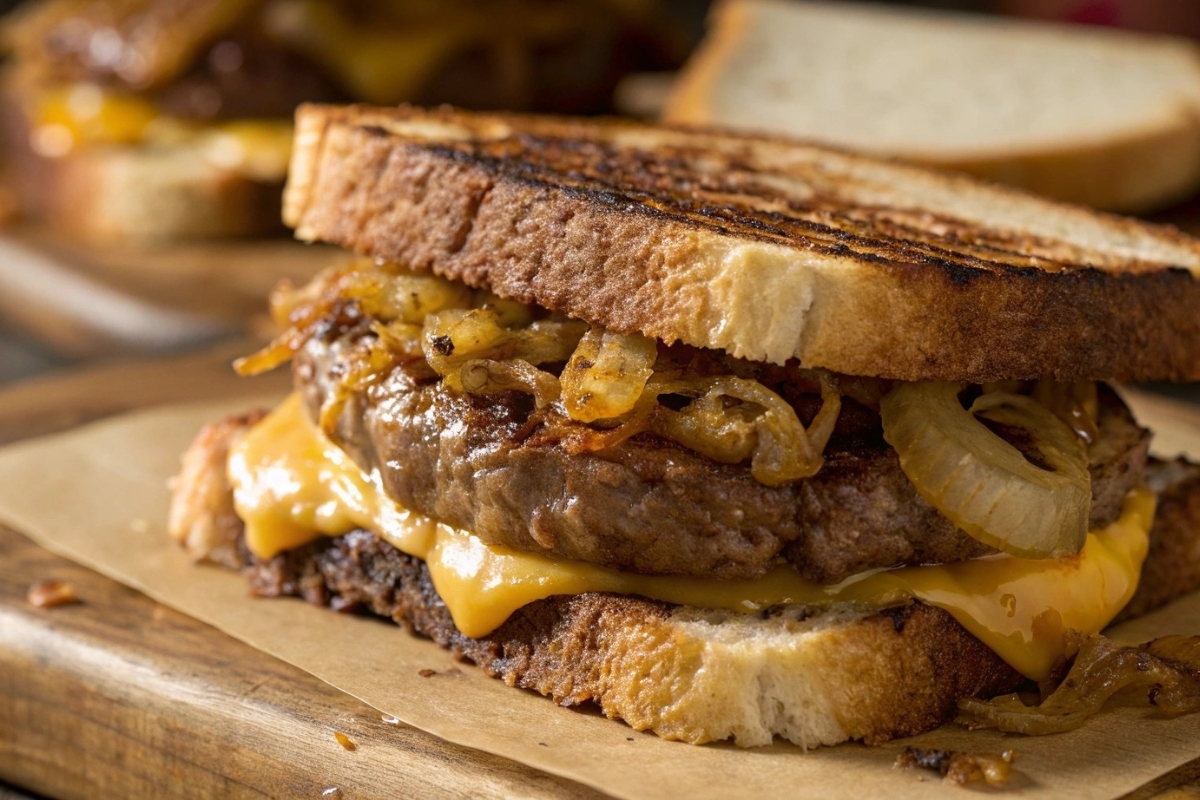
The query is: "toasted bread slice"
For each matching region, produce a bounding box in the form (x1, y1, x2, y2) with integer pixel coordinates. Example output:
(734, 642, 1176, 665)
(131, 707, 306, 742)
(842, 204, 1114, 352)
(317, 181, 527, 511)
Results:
(283, 103, 1200, 383)
(662, 0, 1200, 213)
(17, 142, 286, 243)
(0, 90, 290, 243)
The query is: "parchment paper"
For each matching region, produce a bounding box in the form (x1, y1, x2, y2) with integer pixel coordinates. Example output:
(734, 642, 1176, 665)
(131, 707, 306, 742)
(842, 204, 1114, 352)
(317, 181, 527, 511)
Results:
(1, 392, 1199, 800)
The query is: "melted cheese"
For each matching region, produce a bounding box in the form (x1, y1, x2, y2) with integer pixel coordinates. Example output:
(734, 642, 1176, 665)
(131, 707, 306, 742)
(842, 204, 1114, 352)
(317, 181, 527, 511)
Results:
(229, 394, 1155, 681)
(32, 85, 293, 181)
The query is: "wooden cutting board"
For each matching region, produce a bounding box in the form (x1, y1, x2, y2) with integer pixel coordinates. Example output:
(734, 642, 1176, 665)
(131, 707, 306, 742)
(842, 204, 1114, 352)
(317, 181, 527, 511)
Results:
(0, 344, 1199, 799)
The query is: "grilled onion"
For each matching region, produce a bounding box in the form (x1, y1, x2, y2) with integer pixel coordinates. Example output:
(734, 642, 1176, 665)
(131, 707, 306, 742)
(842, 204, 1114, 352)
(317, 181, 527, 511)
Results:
(880, 382, 1091, 558)
(561, 327, 658, 422)
(957, 634, 1200, 735)
(1031, 379, 1100, 444)
(460, 359, 561, 408)
(422, 307, 585, 382)
(653, 375, 839, 486)
(241, 254, 845, 487)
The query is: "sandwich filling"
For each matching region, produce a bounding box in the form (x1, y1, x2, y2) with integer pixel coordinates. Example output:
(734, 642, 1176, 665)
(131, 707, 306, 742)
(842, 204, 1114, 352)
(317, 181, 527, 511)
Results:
(230, 392, 1153, 681)
(222, 256, 1158, 682)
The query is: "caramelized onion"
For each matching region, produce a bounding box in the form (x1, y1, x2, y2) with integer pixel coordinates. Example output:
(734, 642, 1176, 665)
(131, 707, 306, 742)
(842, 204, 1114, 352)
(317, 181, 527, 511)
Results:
(317, 339, 399, 433)
(242, 256, 845, 487)
(352, 270, 472, 325)
(561, 327, 658, 422)
(460, 359, 561, 408)
(422, 307, 585, 386)
(880, 382, 1091, 558)
(653, 375, 839, 486)
(233, 328, 308, 376)
(371, 321, 426, 362)
(894, 747, 1015, 787)
(957, 634, 1200, 735)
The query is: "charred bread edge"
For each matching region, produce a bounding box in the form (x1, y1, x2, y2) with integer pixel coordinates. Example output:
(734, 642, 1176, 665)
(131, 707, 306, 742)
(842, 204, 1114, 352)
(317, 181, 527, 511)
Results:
(283, 104, 1200, 383)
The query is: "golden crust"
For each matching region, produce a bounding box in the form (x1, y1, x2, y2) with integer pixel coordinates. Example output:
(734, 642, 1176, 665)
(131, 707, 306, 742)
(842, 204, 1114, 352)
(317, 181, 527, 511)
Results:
(431, 595, 1019, 748)
(283, 104, 1200, 382)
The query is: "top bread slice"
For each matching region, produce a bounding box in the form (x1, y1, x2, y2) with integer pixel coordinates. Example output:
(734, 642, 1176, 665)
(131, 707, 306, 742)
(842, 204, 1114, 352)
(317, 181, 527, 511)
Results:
(283, 103, 1200, 383)
(663, 0, 1200, 214)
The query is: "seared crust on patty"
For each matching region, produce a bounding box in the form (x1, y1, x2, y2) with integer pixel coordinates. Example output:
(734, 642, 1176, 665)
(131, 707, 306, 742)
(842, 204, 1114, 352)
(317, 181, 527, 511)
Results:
(301, 330, 1151, 583)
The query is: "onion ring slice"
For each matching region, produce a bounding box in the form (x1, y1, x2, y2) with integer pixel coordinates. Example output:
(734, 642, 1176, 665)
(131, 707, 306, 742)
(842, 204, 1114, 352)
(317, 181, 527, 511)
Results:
(880, 382, 1091, 558)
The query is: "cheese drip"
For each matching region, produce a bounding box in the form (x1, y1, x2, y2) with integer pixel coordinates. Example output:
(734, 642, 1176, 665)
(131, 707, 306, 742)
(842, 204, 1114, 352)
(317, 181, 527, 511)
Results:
(229, 394, 1155, 681)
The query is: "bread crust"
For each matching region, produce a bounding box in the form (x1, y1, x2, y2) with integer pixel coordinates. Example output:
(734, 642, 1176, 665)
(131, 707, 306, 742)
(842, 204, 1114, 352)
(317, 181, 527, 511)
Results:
(284, 104, 1200, 382)
(35, 145, 286, 242)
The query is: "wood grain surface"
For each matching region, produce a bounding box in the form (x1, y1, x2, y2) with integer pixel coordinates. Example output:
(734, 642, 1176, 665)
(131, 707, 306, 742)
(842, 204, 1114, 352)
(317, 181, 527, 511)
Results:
(0, 342, 606, 799)
(1, 344, 1199, 799)
(0, 526, 603, 799)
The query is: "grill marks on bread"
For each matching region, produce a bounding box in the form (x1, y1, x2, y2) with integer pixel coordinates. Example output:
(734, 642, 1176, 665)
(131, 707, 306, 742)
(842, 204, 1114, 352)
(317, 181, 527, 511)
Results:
(283, 104, 1200, 381)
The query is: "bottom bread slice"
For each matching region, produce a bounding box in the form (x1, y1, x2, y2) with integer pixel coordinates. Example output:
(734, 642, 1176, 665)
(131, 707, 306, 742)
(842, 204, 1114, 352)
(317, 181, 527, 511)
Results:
(247, 530, 1021, 748)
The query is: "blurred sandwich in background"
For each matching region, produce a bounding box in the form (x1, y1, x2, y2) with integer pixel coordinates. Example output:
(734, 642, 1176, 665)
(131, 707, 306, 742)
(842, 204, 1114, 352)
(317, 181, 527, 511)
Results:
(1, 0, 690, 243)
(663, 0, 1200, 213)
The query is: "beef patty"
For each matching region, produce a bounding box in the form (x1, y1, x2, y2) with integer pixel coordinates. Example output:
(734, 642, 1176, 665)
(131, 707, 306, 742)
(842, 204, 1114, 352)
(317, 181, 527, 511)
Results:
(299, 330, 1151, 583)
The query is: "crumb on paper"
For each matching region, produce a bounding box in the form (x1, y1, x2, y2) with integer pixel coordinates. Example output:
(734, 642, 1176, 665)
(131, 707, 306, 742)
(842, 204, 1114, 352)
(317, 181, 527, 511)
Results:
(333, 731, 356, 751)
(895, 746, 1015, 787)
(445, 668, 464, 678)
(27, 580, 79, 608)
(381, 715, 400, 725)
(418, 668, 437, 678)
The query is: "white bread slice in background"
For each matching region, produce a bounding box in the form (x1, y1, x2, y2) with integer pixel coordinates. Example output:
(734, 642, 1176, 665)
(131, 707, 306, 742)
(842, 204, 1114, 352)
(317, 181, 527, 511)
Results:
(29, 142, 286, 243)
(663, 0, 1200, 213)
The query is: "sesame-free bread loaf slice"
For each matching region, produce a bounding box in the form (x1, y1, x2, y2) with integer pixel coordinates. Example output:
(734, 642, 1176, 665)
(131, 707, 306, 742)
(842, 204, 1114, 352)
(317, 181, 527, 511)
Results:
(282, 103, 1200, 383)
(663, 0, 1200, 213)
(21, 142, 286, 243)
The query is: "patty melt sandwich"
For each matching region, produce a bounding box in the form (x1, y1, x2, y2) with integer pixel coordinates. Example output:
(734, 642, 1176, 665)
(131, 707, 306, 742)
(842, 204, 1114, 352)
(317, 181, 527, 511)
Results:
(169, 104, 1200, 748)
(1, 0, 682, 243)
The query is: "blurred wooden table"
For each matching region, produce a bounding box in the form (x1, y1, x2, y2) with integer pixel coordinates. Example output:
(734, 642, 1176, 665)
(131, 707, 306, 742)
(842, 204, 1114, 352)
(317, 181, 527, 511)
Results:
(0, 226, 336, 360)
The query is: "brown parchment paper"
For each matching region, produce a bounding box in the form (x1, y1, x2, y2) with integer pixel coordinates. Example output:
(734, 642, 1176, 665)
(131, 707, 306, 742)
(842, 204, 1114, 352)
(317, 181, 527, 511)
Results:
(1, 392, 1199, 800)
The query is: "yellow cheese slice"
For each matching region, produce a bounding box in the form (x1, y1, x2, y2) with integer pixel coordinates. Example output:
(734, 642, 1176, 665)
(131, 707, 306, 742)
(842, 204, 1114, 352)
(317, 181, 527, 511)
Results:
(229, 394, 1154, 681)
